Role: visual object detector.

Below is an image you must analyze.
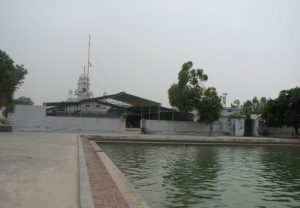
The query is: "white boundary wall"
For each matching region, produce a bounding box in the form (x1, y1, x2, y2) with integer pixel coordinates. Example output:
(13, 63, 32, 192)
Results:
(230, 119, 245, 136)
(144, 119, 231, 135)
(259, 124, 296, 138)
(8, 105, 125, 133)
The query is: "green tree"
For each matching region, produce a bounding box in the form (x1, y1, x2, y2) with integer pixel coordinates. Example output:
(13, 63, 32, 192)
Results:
(3, 96, 34, 116)
(262, 87, 300, 138)
(168, 61, 222, 135)
(0, 50, 27, 114)
(168, 61, 208, 112)
(242, 96, 267, 118)
(231, 99, 240, 108)
(14, 96, 34, 105)
(242, 100, 253, 118)
(197, 87, 222, 135)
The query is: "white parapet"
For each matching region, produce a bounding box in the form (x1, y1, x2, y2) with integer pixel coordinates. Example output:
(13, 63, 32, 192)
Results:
(144, 119, 230, 135)
(8, 105, 125, 133)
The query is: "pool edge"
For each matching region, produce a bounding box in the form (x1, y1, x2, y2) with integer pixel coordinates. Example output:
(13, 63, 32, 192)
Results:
(79, 136, 150, 208)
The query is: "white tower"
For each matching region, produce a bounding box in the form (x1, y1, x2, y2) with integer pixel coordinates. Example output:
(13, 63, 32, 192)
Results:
(74, 35, 93, 101)
(222, 92, 228, 107)
(75, 69, 91, 100)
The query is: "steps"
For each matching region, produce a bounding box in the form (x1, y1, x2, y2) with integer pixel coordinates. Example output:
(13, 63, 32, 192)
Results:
(125, 128, 141, 134)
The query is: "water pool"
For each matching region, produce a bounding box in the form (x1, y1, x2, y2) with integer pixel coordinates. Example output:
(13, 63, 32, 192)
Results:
(99, 143, 300, 208)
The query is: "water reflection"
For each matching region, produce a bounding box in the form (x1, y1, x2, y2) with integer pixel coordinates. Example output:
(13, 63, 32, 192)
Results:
(99, 143, 300, 208)
(162, 146, 220, 208)
(259, 147, 300, 204)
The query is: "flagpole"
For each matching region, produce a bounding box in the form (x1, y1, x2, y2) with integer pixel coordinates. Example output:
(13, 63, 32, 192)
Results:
(87, 35, 91, 97)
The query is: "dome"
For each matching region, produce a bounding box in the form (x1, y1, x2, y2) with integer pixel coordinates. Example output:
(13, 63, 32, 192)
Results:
(74, 71, 92, 100)
(79, 73, 88, 81)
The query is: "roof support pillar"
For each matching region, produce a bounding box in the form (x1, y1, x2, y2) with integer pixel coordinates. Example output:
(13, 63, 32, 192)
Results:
(158, 106, 160, 120)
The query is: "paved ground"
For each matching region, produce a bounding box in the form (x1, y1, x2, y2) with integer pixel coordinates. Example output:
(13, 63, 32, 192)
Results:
(0, 131, 299, 208)
(0, 132, 79, 208)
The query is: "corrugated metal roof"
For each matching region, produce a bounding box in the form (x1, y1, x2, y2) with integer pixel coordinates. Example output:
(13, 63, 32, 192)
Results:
(82, 92, 161, 107)
(44, 92, 161, 108)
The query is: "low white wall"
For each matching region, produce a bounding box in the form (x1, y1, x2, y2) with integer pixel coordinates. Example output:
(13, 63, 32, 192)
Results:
(144, 119, 230, 135)
(230, 119, 245, 136)
(8, 105, 125, 133)
(259, 124, 296, 138)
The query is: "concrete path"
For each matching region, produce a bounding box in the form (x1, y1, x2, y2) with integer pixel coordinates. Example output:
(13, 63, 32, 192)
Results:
(0, 131, 299, 208)
(0, 132, 79, 208)
(81, 137, 129, 208)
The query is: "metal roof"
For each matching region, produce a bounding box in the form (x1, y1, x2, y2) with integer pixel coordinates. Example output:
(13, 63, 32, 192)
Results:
(43, 92, 194, 121)
(83, 92, 161, 108)
(43, 101, 79, 107)
(44, 92, 161, 108)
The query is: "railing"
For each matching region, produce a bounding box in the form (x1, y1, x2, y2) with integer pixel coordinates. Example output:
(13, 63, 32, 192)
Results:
(46, 111, 121, 118)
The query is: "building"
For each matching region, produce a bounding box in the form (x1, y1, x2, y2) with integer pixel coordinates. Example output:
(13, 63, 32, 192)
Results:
(8, 69, 248, 135)
(7, 36, 249, 135)
(44, 91, 194, 129)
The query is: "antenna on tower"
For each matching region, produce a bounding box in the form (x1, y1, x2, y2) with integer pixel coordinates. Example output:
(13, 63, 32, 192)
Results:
(222, 92, 228, 107)
(86, 35, 91, 97)
(68, 90, 73, 98)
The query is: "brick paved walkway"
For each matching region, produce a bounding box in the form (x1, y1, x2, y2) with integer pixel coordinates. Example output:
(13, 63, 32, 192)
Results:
(82, 137, 129, 208)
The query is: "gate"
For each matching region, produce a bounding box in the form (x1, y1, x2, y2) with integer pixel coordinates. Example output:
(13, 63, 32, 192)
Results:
(244, 119, 255, 136)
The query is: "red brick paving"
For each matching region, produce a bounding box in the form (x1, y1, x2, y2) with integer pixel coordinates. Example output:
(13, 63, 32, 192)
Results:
(82, 137, 130, 208)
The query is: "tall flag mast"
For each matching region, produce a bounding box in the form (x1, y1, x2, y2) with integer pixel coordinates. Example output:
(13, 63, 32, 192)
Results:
(87, 35, 91, 97)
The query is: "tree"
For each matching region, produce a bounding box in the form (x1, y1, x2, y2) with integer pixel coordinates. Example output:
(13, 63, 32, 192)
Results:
(14, 96, 34, 105)
(168, 61, 222, 135)
(168, 61, 208, 112)
(0, 50, 27, 114)
(231, 99, 240, 108)
(241, 96, 267, 118)
(197, 87, 223, 135)
(242, 100, 253, 118)
(3, 96, 34, 116)
(262, 87, 300, 138)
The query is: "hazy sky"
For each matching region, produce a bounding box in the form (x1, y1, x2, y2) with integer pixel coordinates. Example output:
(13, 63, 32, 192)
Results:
(1, 0, 299, 107)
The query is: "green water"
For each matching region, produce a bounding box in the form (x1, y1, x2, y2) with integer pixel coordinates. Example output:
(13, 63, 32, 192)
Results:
(99, 143, 300, 208)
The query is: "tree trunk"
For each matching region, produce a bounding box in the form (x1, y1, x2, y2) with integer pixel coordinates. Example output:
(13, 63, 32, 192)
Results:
(209, 123, 213, 136)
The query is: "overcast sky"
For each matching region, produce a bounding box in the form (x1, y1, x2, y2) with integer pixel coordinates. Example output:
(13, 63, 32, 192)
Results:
(1, 0, 299, 107)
